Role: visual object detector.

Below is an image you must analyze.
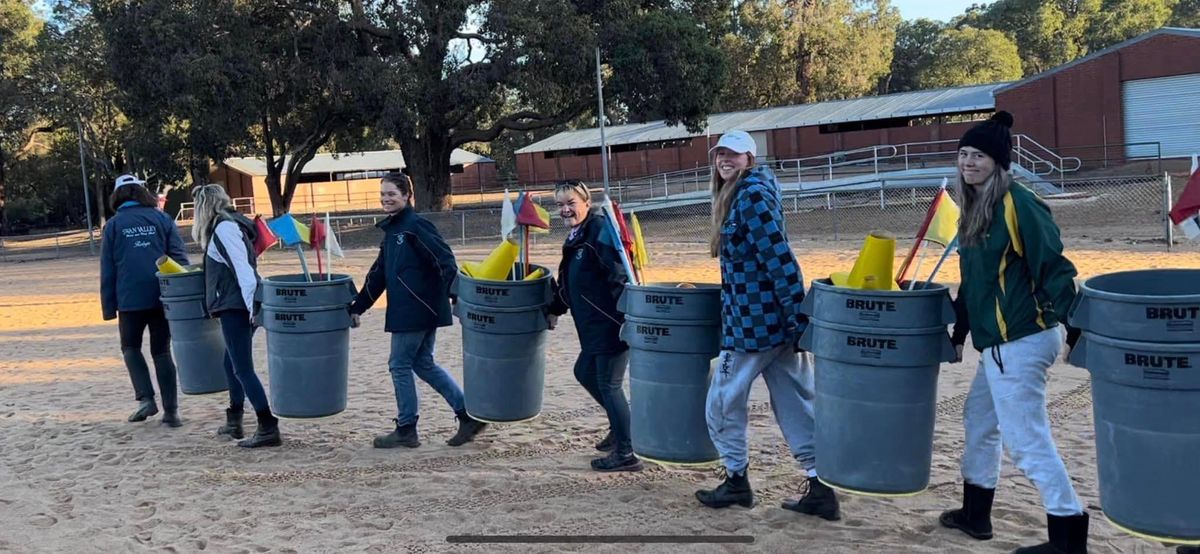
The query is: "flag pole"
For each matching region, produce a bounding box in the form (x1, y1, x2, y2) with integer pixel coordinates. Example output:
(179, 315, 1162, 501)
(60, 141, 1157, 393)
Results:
(326, 211, 333, 281)
(295, 245, 312, 282)
(314, 224, 324, 278)
(920, 236, 958, 290)
(906, 241, 928, 291)
(595, 47, 639, 285)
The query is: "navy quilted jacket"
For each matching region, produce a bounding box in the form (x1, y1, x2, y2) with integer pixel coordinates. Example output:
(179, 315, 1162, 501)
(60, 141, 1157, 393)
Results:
(718, 167, 807, 352)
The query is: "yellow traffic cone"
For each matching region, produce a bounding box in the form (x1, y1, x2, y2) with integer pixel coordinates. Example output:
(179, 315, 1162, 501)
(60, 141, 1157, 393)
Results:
(830, 232, 900, 290)
(522, 267, 546, 281)
(474, 239, 519, 281)
(156, 255, 187, 275)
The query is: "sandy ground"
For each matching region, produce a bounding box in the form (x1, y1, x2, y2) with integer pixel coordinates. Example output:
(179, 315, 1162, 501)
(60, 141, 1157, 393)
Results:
(1, 238, 1198, 553)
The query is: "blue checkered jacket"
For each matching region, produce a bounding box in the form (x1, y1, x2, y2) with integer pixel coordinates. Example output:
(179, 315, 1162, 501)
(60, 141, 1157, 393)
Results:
(719, 167, 807, 352)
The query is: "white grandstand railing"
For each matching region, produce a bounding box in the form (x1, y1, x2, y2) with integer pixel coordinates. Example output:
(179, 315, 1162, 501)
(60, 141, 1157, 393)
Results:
(609, 134, 1083, 205)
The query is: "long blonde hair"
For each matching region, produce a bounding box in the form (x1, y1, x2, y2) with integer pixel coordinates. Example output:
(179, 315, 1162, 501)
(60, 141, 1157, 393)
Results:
(191, 184, 233, 249)
(708, 155, 755, 257)
(954, 167, 1011, 247)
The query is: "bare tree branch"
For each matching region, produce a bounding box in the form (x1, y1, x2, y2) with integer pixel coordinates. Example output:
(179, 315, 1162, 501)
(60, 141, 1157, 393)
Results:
(346, 0, 415, 63)
(450, 103, 589, 147)
(454, 32, 500, 44)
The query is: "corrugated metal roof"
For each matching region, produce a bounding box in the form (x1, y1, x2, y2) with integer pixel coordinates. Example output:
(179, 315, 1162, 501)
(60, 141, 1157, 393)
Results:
(222, 148, 493, 177)
(996, 27, 1200, 94)
(516, 82, 1010, 154)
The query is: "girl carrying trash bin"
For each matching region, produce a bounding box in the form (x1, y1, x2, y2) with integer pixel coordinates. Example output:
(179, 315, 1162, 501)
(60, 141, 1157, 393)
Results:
(694, 130, 840, 521)
(546, 180, 641, 472)
(192, 184, 281, 448)
(941, 111, 1088, 553)
(101, 174, 188, 428)
(348, 172, 487, 449)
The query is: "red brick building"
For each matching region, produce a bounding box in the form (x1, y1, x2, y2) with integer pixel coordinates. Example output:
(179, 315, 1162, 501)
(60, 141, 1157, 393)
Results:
(517, 27, 1200, 184)
(996, 27, 1200, 164)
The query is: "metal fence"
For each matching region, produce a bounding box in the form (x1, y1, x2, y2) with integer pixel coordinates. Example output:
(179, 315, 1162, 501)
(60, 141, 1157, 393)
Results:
(615, 173, 1182, 262)
(0, 228, 100, 262)
(2, 172, 1189, 263)
(332, 173, 1185, 259)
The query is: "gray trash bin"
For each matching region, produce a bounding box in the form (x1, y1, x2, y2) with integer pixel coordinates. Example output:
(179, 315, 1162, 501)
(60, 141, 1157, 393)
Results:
(157, 267, 205, 299)
(261, 274, 357, 418)
(1069, 269, 1200, 543)
(619, 283, 722, 466)
(799, 278, 956, 496)
(455, 264, 551, 423)
(160, 292, 229, 395)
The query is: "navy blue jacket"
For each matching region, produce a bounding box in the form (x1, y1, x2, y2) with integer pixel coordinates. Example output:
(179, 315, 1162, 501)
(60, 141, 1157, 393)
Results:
(100, 203, 189, 320)
(548, 211, 629, 354)
(349, 206, 457, 333)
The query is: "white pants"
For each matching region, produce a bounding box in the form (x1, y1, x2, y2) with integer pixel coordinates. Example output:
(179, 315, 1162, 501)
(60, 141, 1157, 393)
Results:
(960, 326, 1083, 516)
(705, 344, 817, 474)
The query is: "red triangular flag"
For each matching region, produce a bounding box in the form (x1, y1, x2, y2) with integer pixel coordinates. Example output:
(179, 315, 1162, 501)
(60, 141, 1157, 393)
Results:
(253, 215, 278, 256)
(1169, 168, 1200, 226)
(895, 188, 947, 283)
(610, 200, 636, 258)
(309, 215, 327, 248)
(515, 192, 551, 229)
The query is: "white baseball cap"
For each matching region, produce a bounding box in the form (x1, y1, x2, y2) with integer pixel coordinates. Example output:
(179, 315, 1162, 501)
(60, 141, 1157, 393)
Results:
(709, 130, 757, 156)
(114, 174, 146, 191)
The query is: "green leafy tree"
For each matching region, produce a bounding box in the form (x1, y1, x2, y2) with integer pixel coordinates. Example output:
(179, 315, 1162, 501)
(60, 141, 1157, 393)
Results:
(1170, 0, 1200, 26)
(883, 18, 944, 93)
(916, 26, 1023, 88)
(347, 0, 728, 210)
(0, 0, 44, 233)
(1086, 0, 1176, 51)
(94, 0, 378, 215)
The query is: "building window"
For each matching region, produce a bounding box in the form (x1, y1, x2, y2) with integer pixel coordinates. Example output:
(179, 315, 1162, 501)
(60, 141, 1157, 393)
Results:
(819, 110, 993, 134)
(544, 138, 694, 158)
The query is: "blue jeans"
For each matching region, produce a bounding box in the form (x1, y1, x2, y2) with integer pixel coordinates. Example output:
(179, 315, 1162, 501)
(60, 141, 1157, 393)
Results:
(706, 344, 817, 475)
(389, 329, 465, 426)
(573, 350, 633, 451)
(961, 326, 1083, 516)
(219, 310, 270, 413)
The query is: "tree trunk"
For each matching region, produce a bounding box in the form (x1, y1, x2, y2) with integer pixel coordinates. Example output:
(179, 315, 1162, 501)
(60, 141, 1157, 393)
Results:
(0, 146, 8, 235)
(281, 172, 301, 216)
(92, 177, 107, 227)
(400, 135, 455, 212)
(265, 170, 287, 216)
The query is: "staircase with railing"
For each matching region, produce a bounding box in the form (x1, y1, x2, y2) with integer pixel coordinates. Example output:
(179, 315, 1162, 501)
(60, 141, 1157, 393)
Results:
(608, 134, 1084, 207)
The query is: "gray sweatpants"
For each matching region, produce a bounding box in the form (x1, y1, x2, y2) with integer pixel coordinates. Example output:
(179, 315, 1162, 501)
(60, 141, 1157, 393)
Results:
(961, 325, 1084, 516)
(705, 343, 817, 475)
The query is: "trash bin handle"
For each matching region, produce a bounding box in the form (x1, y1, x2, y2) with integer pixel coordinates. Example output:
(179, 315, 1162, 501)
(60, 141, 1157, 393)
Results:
(1067, 293, 1088, 330)
(1067, 333, 1087, 369)
(940, 291, 956, 326)
(798, 290, 815, 317)
(939, 333, 957, 363)
(796, 325, 815, 351)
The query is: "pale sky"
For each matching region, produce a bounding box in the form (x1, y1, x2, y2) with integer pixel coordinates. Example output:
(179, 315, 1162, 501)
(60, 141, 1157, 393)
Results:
(891, 0, 979, 22)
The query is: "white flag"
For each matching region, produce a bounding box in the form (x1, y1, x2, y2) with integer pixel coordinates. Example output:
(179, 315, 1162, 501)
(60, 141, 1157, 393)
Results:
(325, 213, 344, 257)
(500, 188, 516, 240)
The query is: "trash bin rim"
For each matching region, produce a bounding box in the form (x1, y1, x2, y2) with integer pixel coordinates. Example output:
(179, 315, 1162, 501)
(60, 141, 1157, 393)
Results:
(623, 313, 723, 327)
(262, 273, 356, 287)
(457, 263, 552, 287)
(809, 277, 950, 295)
(261, 303, 357, 314)
(623, 282, 722, 292)
(161, 293, 206, 303)
(456, 299, 551, 314)
(808, 316, 949, 336)
(1080, 269, 1200, 303)
(1079, 330, 1200, 353)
